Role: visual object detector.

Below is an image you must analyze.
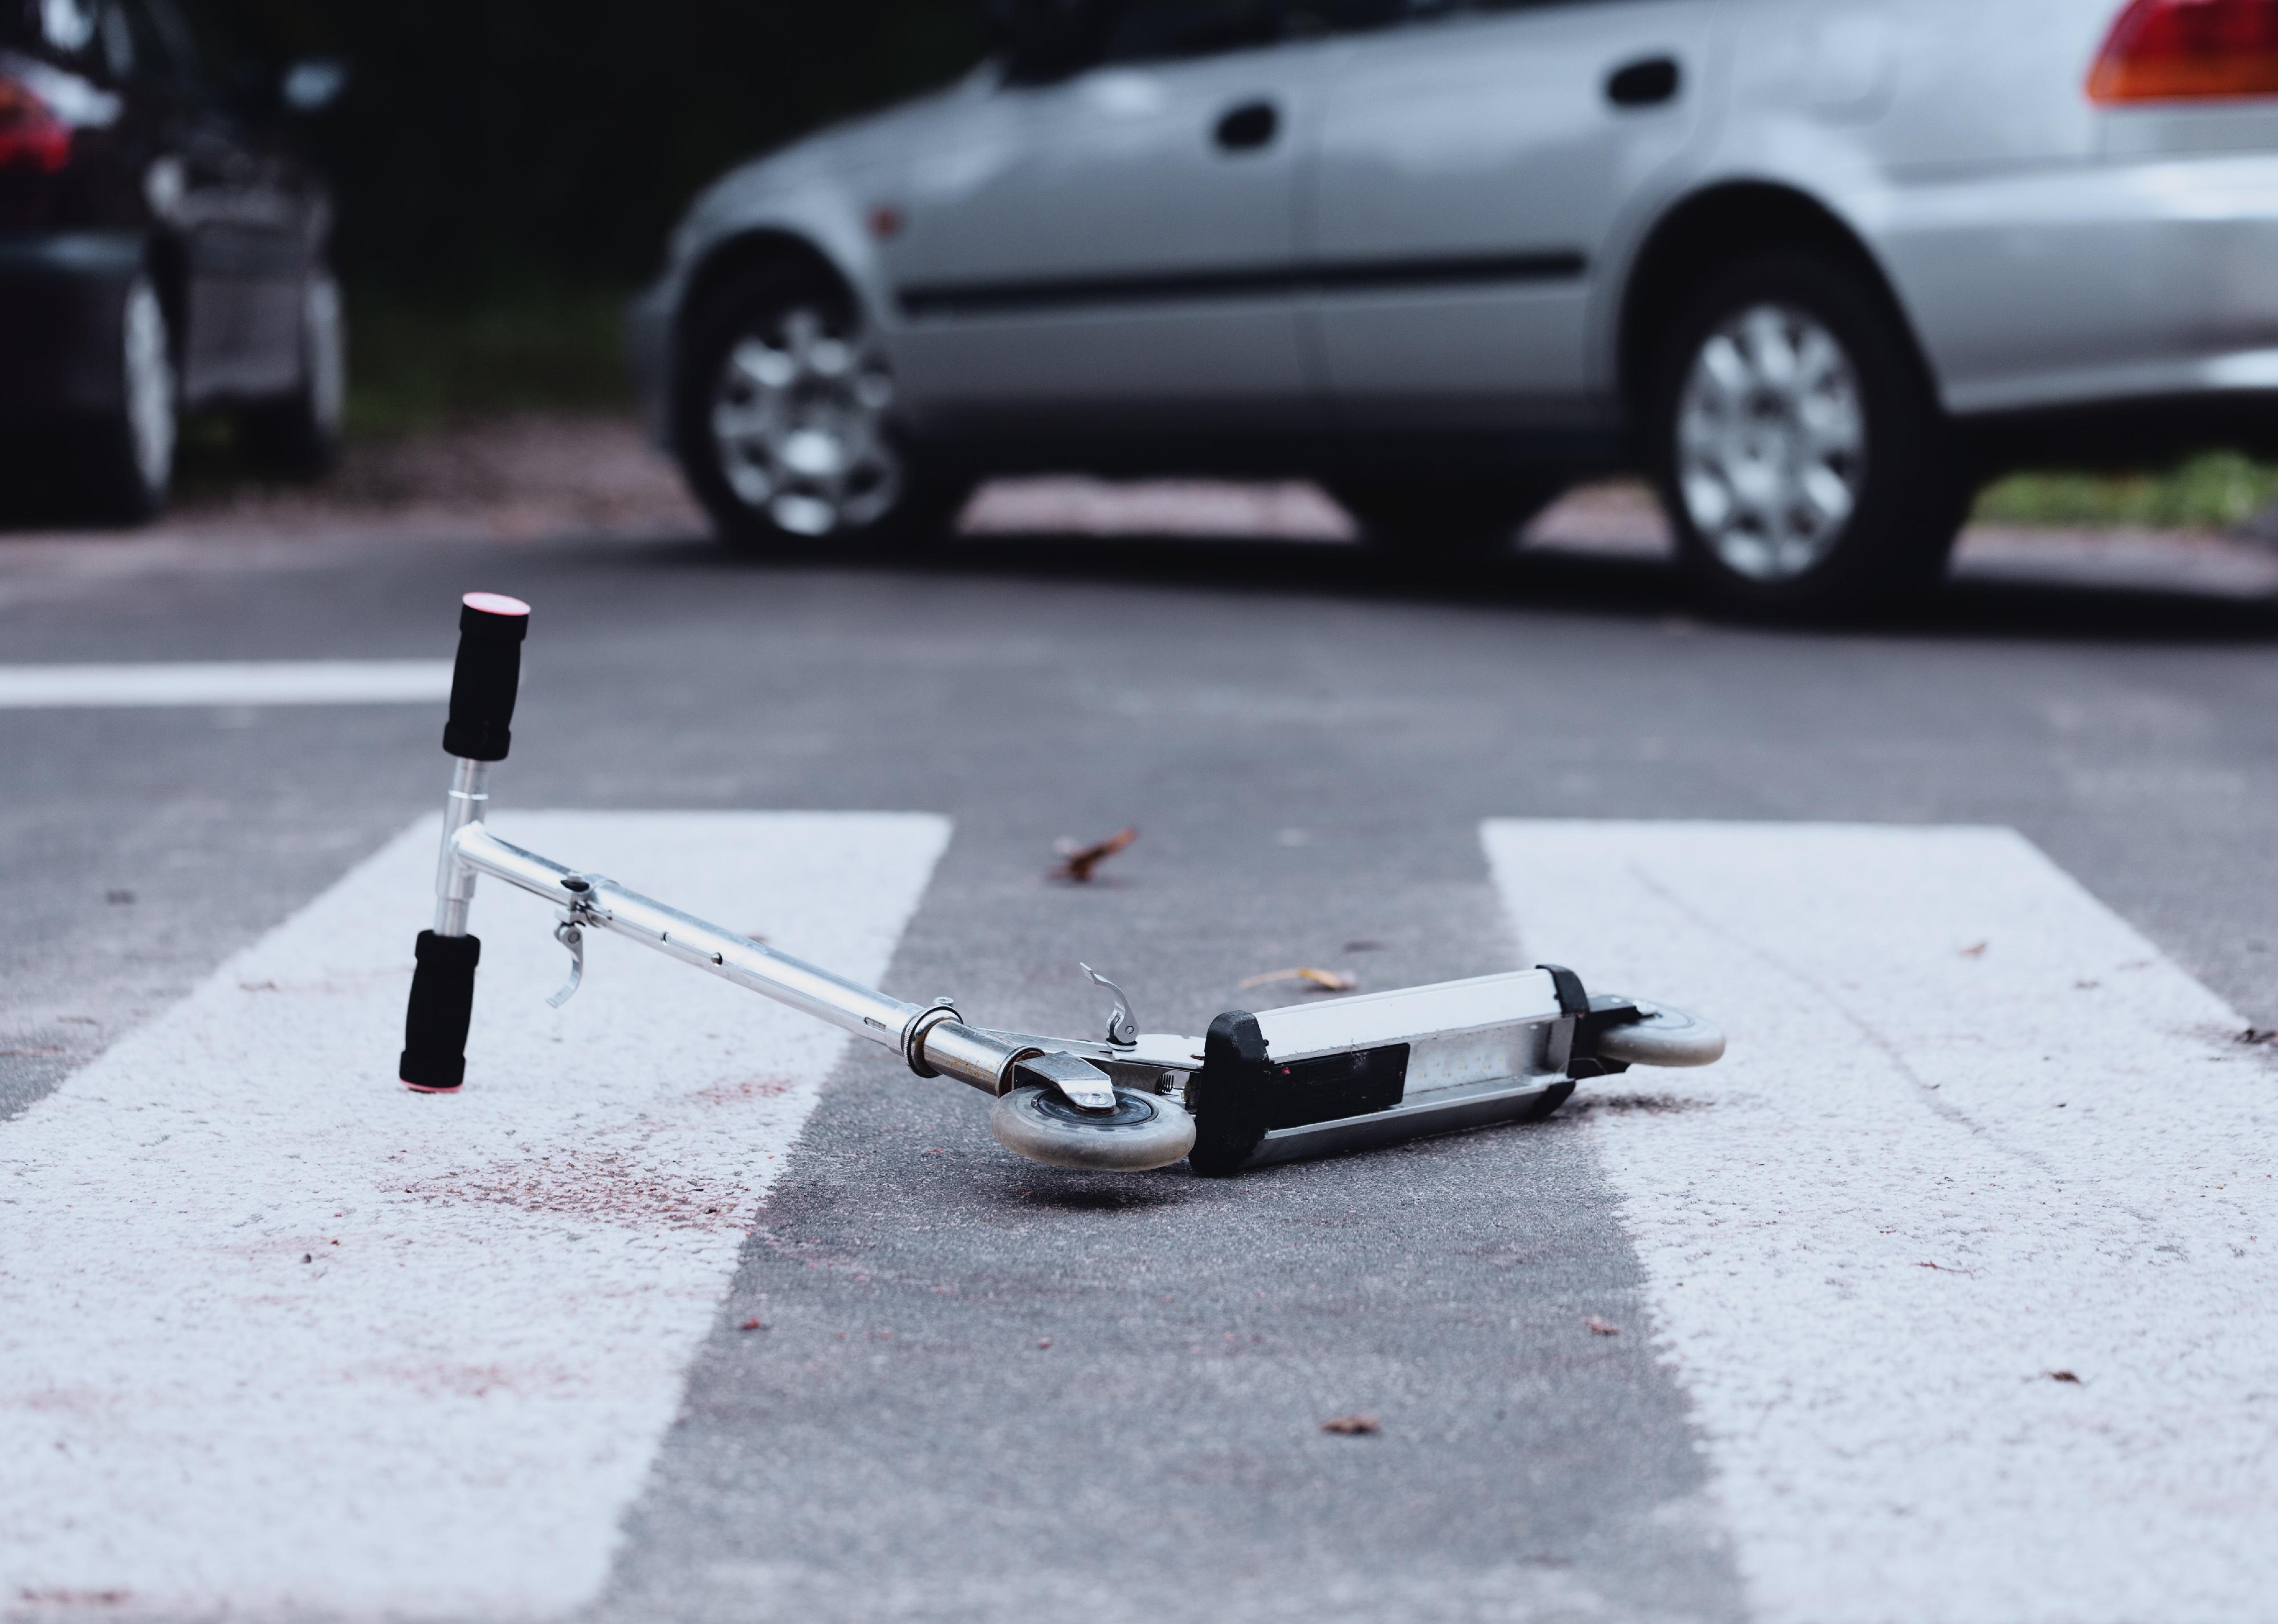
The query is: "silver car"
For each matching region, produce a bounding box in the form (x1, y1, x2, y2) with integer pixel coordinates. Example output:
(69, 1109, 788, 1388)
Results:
(627, 0, 2278, 611)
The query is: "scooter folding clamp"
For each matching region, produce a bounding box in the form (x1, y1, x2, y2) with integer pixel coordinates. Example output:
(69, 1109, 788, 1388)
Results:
(397, 593, 1726, 1175)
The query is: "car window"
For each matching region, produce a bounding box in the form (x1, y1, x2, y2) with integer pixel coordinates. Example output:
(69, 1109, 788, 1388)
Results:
(39, 0, 99, 53)
(108, 0, 205, 95)
(1099, 0, 1288, 63)
(1302, 0, 1459, 30)
(1319, 0, 1670, 30)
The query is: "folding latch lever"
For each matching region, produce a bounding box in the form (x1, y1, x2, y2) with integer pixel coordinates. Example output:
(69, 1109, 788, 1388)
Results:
(1080, 962, 1138, 1048)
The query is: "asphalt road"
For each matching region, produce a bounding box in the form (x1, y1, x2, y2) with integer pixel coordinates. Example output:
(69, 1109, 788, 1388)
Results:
(6, 507, 2278, 1623)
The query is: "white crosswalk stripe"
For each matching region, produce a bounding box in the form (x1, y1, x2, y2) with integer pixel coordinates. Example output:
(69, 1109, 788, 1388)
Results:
(0, 811, 948, 1617)
(1486, 821, 2278, 1624)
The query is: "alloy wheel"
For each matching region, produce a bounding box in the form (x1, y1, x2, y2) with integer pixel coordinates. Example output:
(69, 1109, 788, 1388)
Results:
(1676, 302, 1867, 583)
(708, 304, 900, 537)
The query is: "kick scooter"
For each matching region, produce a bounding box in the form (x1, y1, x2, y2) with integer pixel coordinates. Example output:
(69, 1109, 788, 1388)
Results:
(398, 594, 1723, 1175)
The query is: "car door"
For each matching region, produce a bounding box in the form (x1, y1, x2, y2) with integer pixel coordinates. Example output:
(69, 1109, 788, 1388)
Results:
(1306, 0, 1725, 431)
(883, 0, 1335, 439)
(112, 0, 304, 403)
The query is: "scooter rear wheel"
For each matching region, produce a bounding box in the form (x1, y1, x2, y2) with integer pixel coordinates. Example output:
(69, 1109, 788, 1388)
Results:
(990, 1084, 1196, 1172)
(1594, 1002, 1726, 1068)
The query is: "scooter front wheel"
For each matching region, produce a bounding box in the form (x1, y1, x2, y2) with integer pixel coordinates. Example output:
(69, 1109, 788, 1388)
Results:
(989, 1085, 1196, 1172)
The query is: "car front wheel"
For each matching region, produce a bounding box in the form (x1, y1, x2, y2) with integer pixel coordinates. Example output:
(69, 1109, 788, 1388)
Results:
(1649, 252, 1969, 616)
(675, 269, 969, 553)
(68, 272, 176, 525)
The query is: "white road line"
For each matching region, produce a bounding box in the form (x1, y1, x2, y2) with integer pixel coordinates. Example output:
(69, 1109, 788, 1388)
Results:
(0, 810, 949, 1618)
(0, 660, 453, 708)
(1485, 821, 2278, 1624)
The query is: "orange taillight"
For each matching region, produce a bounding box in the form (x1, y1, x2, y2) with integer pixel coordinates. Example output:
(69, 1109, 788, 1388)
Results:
(2090, 0, 2278, 102)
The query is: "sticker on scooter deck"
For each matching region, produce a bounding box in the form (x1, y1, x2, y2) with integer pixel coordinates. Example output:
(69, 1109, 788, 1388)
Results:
(0, 810, 947, 1617)
(1485, 821, 2278, 1624)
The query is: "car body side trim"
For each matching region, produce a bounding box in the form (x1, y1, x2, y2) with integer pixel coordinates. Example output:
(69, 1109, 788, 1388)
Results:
(898, 250, 1590, 320)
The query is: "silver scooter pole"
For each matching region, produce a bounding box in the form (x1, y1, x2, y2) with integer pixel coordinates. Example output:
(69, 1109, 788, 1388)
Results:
(399, 593, 1120, 1109)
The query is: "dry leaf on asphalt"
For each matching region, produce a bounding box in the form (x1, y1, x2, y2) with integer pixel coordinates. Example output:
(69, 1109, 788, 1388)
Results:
(1959, 940, 1990, 958)
(1238, 967, 1359, 994)
(1051, 827, 1138, 882)
(1321, 1414, 1380, 1435)
(1584, 1316, 1621, 1336)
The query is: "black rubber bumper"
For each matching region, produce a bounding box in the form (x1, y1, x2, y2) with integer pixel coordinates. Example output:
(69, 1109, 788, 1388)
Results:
(0, 232, 142, 427)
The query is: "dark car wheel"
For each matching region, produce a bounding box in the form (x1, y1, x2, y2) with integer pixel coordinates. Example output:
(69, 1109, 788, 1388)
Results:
(1649, 251, 1970, 617)
(1332, 475, 1569, 556)
(241, 268, 346, 477)
(674, 268, 969, 554)
(64, 272, 177, 525)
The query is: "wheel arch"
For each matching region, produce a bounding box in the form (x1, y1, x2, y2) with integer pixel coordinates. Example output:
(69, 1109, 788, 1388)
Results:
(1615, 182, 1935, 427)
(675, 228, 859, 366)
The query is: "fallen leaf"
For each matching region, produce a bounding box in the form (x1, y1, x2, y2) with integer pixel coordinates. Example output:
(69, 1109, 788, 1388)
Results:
(1584, 1316, 1620, 1336)
(1238, 966, 1360, 994)
(1051, 827, 1137, 882)
(1321, 1414, 1380, 1435)
(2048, 1369, 2081, 1384)
(1959, 941, 1989, 958)
(739, 1318, 765, 1332)
(1037, 1338, 1052, 1350)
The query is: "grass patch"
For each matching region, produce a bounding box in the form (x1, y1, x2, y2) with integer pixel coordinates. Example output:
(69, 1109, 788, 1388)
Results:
(344, 281, 634, 439)
(1974, 451, 2278, 531)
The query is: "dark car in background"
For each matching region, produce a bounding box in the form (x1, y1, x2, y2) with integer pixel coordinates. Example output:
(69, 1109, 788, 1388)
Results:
(0, 0, 341, 522)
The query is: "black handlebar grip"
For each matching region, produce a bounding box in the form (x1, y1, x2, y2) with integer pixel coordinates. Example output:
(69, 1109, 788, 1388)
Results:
(400, 930, 482, 1092)
(1184, 1010, 1271, 1178)
(441, 591, 531, 761)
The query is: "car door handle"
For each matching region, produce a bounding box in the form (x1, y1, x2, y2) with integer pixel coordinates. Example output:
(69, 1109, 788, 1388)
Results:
(1215, 100, 1279, 152)
(1607, 55, 1682, 109)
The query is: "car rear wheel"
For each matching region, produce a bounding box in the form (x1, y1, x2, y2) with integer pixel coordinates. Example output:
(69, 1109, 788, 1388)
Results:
(1332, 476, 1568, 556)
(1649, 252, 1969, 616)
(675, 269, 969, 553)
(241, 268, 346, 477)
(64, 272, 176, 525)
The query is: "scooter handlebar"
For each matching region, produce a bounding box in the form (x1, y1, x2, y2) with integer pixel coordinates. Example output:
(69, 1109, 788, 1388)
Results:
(441, 591, 530, 761)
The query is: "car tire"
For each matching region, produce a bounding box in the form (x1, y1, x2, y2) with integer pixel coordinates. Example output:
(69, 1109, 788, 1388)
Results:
(241, 267, 347, 478)
(67, 272, 176, 525)
(674, 265, 970, 554)
(1648, 251, 1970, 617)
(1332, 476, 1568, 556)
